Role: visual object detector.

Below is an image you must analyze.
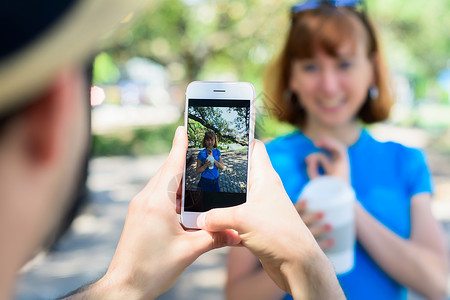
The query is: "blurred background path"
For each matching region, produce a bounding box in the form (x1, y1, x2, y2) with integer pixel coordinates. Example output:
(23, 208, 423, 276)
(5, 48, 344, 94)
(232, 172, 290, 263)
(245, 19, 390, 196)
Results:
(14, 124, 450, 300)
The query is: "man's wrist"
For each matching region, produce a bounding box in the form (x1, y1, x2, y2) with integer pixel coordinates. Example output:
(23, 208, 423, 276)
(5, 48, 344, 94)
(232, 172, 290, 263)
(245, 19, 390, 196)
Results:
(286, 249, 345, 299)
(59, 275, 113, 300)
(60, 271, 148, 300)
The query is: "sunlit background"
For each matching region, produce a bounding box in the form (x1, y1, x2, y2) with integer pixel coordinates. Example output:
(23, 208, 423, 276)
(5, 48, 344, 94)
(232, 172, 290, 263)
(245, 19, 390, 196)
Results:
(16, 0, 450, 299)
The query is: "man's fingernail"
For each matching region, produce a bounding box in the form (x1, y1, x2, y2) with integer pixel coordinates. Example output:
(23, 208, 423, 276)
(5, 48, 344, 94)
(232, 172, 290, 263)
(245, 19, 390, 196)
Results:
(175, 126, 183, 138)
(227, 235, 236, 245)
(197, 213, 206, 228)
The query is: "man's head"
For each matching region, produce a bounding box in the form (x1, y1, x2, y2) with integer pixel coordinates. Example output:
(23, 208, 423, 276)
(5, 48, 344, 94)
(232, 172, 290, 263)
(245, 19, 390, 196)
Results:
(0, 1, 149, 297)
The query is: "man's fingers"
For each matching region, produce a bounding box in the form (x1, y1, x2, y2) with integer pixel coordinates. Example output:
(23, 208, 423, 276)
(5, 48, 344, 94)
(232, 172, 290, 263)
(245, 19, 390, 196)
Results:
(176, 195, 181, 214)
(249, 139, 281, 191)
(210, 230, 241, 248)
(184, 229, 241, 257)
(198, 206, 244, 233)
(162, 126, 188, 192)
(250, 140, 274, 175)
(175, 176, 183, 214)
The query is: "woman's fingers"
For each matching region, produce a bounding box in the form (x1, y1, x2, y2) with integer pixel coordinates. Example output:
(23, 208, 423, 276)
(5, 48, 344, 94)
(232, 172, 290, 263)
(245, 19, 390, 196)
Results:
(317, 238, 335, 250)
(306, 136, 351, 182)
(309, 223, 332, 238)
(305, 152, 332, 179)
(295, 201, 331, 242)
(314, 137, 347, 160)
(294, 200, 307, 214)
(300, 211, 323, 226)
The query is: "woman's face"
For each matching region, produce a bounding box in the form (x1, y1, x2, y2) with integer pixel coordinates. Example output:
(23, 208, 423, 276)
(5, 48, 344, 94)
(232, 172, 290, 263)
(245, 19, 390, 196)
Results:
(205, 137, 215, 149)
(289, 38, 374, 128)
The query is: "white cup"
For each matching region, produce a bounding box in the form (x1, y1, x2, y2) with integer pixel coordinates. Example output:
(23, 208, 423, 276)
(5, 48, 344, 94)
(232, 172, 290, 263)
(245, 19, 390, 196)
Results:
(299, 175, 356, 274)
(207, 155, 215, 169)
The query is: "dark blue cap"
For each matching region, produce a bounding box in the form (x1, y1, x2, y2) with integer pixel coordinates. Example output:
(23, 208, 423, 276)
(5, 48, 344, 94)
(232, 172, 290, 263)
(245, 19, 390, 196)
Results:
(0, 0, 77, 60)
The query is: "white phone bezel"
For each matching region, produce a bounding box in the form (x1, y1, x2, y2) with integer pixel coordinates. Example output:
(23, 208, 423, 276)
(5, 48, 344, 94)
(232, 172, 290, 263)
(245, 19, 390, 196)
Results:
(181, 81, 255, 229)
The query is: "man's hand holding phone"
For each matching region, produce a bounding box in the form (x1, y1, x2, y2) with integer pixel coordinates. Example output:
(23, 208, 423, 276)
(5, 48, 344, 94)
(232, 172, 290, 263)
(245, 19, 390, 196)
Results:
(198, 140, 345, 299)
(81, 127, 240, 299)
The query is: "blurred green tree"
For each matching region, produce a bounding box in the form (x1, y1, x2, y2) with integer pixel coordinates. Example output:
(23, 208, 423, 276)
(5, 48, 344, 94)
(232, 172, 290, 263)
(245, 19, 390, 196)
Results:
(103, 0, 289, 89)
(369, 0, 450, 100)
(92, 52, 121, 85)
(188, 106, 250, 146)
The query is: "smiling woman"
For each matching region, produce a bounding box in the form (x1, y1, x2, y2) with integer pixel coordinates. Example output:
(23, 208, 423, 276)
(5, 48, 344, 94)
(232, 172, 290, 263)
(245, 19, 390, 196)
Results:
(265, 1, 392, 129)
(226, 1, 448, 300)
(196, 131, 225, 192)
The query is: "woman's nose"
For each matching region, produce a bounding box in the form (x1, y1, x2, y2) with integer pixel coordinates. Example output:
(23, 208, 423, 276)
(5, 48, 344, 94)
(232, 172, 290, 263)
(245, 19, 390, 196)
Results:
(319, 68, 340, 97)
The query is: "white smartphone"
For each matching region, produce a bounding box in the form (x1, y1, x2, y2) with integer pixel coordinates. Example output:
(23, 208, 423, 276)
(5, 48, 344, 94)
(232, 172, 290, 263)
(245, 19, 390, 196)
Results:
(181, 81, 255, 229)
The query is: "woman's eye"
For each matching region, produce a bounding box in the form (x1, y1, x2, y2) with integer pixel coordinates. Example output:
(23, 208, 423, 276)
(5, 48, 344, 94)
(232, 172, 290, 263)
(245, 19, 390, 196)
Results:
(339, 61, 352, 70)
(302, 63, 318, 72)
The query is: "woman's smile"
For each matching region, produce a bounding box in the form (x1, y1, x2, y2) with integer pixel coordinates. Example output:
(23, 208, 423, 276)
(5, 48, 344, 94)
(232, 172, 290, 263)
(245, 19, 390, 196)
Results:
(316, 98, 347, 113)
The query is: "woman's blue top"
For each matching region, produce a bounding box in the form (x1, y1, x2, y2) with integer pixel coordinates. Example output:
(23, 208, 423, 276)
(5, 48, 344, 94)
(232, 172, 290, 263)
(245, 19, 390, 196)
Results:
(197, 148, 221, 180)
(266, 129, 433, 300)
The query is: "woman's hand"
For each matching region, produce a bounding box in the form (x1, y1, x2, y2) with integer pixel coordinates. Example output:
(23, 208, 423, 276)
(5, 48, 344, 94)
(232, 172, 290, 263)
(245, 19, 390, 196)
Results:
(305, 136, 350, 183)
(295, 200, 334, 250)
(196, 159, 212, 174)
(214, 156, 225, 170)
(300, 136, 351, 249)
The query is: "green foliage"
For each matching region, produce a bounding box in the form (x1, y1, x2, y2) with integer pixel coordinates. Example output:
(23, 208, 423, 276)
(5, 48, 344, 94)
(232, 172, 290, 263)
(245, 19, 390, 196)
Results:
(92, 52, 121, 85)
(368, 0, 450, 100)
(413, 103, 450, 129)
(187, 106, 250, 146)
(92, 122, 181, 156)
(105, 0, 289, 85)
(187, 119, 205, 148)
(255, 115, 296, 142)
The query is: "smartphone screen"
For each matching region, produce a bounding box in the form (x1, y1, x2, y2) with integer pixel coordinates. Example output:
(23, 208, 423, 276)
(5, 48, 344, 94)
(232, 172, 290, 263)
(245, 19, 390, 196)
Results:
(184, 98, 251, 212)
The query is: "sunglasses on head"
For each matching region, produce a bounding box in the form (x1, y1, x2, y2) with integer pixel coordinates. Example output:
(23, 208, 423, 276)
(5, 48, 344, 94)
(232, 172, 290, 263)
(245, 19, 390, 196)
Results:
(291, 0, 364, 14)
